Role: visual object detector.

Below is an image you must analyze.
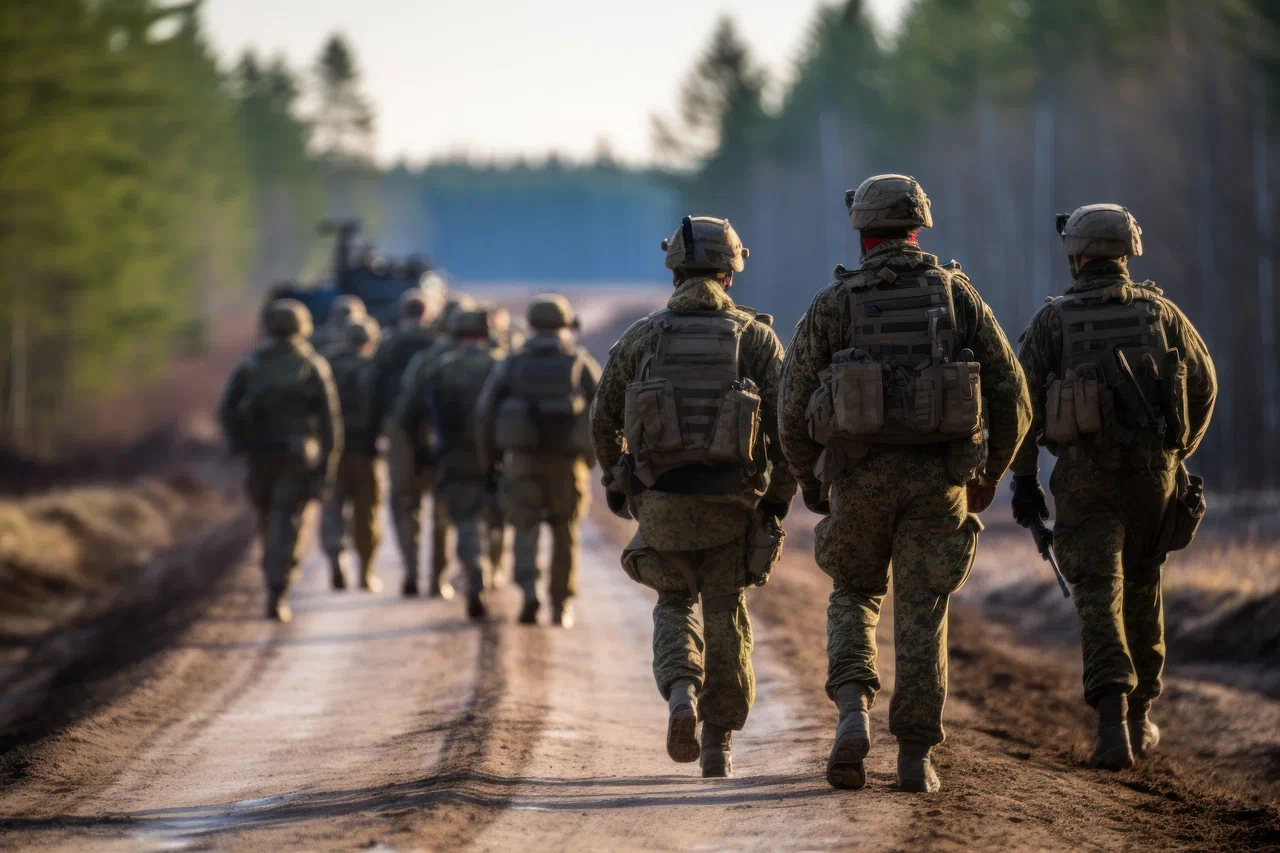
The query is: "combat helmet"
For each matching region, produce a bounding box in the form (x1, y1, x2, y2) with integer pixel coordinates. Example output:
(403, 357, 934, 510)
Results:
(344, 319, 374, 351)
(1057, 204, 1143, 259)
(661, 216, 749, 274)
(262, 298, 313, 339)
(846, 174, 933, 231)
(527, 294, 576, 331)
(449, 307, 491, 339)
(331, 294, 367, 323)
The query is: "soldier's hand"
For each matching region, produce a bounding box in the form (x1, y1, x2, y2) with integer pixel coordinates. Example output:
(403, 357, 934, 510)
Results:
(801, 483, 830, 516)
(966, 476, 998, 514)
(605, 489, 631, 520)
(1010, 475, 1049, 528)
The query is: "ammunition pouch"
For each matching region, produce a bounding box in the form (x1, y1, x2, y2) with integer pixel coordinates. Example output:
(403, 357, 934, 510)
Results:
(1152, 464, 1206, 557)
(745, 512, 785, 587)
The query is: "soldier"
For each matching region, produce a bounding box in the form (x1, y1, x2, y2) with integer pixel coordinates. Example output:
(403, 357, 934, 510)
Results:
(367, 287, 446, 598)
(218, 299, 342, 622)
(778, 175, 1031, 793)
(311, 294, 370, 357)
(476, 295, 601, 629)
(1011, 204, 1217, 770)
(320, 321, 385, 593)
(591, 217, 796, 779)
(396, 308, 505, 621)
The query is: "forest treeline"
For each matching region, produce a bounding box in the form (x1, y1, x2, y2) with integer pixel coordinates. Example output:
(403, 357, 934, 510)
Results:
(658, 0, 1280, 490)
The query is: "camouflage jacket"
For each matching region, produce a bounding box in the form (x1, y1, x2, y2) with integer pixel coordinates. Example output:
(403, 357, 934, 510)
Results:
(591, 276, 798, 550)
(1011, 259, 1218, 476)
(395, 342, 504, 481)
(327, 349, 377, 454)
(779, 240, 1031, 491)
(217, 338, 342, 481)
(475, 332, 601, 468)
(367, 322, 440, 430)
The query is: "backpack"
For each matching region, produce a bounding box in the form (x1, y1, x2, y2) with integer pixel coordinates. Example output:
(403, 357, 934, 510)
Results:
(233, 345, 324, 465)
(494, 340, 591, 455)
(806, 263, 982, 448)
(621, 309, 762, 491)
(1040, 281, 1188, 469)
(328, 351, 372, 438)
(430, 346, 499, 457)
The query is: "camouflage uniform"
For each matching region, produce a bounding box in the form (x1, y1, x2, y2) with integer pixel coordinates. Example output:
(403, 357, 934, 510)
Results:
(320, 323, 384, 590)
(218, 300, 342, 621)
(592, 275, 796, 734)
(779, 176, 1030, 792)
(369, 294, 445, 595)
(396, 310, 504, 619)
(1013, 213, 1216, 756)
(476, 295, 601, 626)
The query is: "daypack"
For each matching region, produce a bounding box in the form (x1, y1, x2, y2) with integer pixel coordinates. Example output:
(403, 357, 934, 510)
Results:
(494, 340, 591, 455)
(807, 264, 983, 448)
(233, 345, 325, 464)
(328, 351, 372, 438)
(430, 346, 500, 458)
(621, 309, 762, 491)
(1041, 282, 1187, 469)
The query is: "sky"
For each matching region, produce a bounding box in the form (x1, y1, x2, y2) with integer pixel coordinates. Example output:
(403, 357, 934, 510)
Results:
(202, 0, 911, 167)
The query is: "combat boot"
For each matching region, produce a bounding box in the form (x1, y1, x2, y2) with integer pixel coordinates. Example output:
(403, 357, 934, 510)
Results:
(401, 577, 420, 598)
(427, 570, 455, 601)
(266, 589, 292, 623)
(1092, 690, 1135, 770)
(1128, 699, 1160, 759)
(897, 742, 941, 793)
(518, 582, 540, 625)
(552, 601, 574, 630)
(827, 682, 873, 790)
(329, 554, 348, 591)
(359, 567, 383, 594)
(666, 678, 701, 763)
(700, 723, 733, 778)
(466, 592, 488, 622)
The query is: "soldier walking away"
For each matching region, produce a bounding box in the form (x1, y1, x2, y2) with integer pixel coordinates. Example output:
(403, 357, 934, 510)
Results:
(366, 287, 446, 598)
(476, 295, 601, 629)
(311, 294, 370, 357)
(396, 308, 505, 621)
(321, 321, 385, 593)
(778, 175, 1031, 793)
(591, 217, 796, 779)
(218, 299, 343, 622)
(1010, 204, 1217, 770)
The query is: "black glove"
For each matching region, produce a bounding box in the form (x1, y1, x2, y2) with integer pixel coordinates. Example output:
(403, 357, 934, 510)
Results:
(759, 499, 791, 523)
(605, 489, 632, 520)
(1010, 474, 1049, 528)
(801, 482, 830, 516)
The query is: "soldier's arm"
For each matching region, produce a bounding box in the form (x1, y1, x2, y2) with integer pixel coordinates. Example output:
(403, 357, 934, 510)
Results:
(777, 284, 844, 490)
(1163, 301, 1218, 459)
(474, 359, 511, 469)
(216, 361, 249, 452)
(1010, 305, 1060, 477)
(310, 357, 344, 484)
(954, 281, 1032, 481)
(393, 358, 429, 438)
(589, 319, 650, 479)
(578, 350, 602, 402)
(746, 323, 798, 505)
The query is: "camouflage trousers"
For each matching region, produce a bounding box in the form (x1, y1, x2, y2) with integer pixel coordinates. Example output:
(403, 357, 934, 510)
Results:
(622, 533, 754, 731)
(246, 455, 318, 595)
(817, 448, 980, 748)
(388, 428, 451, 586)
(503, 454, 591, 605)
(438, 479, 496, 598)
(1051, 457, 1175, 708)
(320, 453, 383, 571)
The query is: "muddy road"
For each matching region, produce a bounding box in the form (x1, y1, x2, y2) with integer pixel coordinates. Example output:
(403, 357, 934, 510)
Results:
(0, 491, 1276, 851)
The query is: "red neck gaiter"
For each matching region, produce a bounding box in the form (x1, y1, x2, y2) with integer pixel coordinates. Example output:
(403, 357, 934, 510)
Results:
(861, 230, 919, 254)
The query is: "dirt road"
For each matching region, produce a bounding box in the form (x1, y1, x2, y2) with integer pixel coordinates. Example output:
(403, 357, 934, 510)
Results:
(1, 491, 1277, 851)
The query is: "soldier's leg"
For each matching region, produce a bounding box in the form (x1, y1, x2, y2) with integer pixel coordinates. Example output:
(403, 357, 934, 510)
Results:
(352, 456, 384, 591)
(264, 470, 315, 621)
(450, 485, 491, 620)
(320, 457, 352, 588)
(696, 537, 754, 733)
(623, 547, 704, 700)
(548, 460, 590, 614)
(387, 427, 424, 593)
(1122, 556, 1166, 757)
(427, 487, 453, 596)
(488, 502, 507, 587)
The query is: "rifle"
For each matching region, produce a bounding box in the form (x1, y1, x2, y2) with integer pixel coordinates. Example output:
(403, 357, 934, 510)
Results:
(1114, 349, 1166, 438)
(1030, 517, 1071, 599)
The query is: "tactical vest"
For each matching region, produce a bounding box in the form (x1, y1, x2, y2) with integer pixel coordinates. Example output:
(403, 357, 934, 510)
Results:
(374, 325, 436, 419)
(621, 309, 762, 493)
(494, 341, 592, 455)
(1042, 281, 1187, 469)
(328, 351, 371, 443)
(807, 264, 982, 449)
(430, 346, 499, 458)
(234, 345, 325, 465)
